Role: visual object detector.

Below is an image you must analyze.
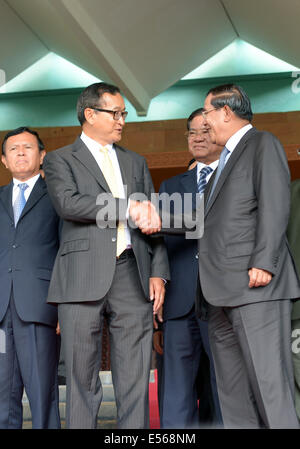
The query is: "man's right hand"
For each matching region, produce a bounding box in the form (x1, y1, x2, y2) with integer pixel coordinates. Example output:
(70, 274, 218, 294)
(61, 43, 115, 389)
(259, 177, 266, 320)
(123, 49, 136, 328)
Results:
(129, 200, 161, 234)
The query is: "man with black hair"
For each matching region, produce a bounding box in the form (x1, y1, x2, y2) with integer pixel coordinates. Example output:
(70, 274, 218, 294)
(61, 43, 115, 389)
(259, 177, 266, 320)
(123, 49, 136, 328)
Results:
(43, 82, 169, 429)
(198, 84, 300, 428)
(0, 127, 60, 428)
(133, 84, 300, 428)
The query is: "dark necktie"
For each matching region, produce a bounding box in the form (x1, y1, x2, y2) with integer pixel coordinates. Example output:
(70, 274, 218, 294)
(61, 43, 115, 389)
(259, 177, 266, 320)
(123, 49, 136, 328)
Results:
(197, 165, 213, 194)
(13, 182, 29, 226)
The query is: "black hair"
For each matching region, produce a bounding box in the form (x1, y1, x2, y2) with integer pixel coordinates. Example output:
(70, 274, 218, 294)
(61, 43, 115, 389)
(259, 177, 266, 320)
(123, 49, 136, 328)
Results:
(187, 107, 204, 130)
(2, 127, 45, 155)
(206, 84, 253, 122)
(77, 82, 121, 126)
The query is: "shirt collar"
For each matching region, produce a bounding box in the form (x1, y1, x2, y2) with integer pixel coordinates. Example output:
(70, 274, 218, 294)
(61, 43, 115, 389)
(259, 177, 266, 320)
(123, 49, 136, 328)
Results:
(225, 123, 253, 153)
(81, 131, 114, 152)
(197, 158, 219, 177)
(13, 173, 40, 188)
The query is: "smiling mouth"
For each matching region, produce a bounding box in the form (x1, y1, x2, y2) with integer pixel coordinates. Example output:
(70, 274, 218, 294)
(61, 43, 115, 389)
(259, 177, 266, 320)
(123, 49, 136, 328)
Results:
(193, 145, 207, 149)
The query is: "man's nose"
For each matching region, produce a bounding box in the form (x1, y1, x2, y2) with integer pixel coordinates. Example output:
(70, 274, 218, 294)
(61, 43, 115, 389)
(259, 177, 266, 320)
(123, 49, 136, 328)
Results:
(17, 147, 25, 155)
(117, 115, 125, 126)
(194, 133, 204, 141)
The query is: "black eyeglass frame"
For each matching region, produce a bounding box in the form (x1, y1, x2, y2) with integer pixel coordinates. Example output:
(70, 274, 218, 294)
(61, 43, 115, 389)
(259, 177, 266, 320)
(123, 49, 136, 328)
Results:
(91, 107, 128, 120)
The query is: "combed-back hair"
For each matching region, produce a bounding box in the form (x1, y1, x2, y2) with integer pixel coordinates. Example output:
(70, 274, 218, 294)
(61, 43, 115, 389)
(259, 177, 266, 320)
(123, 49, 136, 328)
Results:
(206, 84, 253, 122)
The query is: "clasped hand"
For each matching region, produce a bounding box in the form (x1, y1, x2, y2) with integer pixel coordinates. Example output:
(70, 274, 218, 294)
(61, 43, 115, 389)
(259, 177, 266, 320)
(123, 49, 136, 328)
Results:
(129, 200, 161, 234)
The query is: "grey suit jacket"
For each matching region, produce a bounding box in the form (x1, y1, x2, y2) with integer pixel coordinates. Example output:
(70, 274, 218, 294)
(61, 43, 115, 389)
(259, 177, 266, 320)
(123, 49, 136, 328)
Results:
(43, 137, 170, 303)
(287, 179, 300, 319)
(162, 127, 300, 307)
(199, 127, 300, 306)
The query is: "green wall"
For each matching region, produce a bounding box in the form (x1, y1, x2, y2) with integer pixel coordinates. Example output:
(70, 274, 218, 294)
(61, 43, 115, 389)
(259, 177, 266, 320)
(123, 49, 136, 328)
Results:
(0, 73, 299, 131)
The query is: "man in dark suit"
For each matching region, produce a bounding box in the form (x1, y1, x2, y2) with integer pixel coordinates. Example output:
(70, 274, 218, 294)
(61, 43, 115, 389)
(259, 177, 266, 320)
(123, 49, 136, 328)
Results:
(198, 85, 300, 428)
(287, 179, 300, 420)
(43, 82, 170, 429)
(133, 84, 300, 428)
(158, 108, 222, 428)
(0, 127, 60, 429)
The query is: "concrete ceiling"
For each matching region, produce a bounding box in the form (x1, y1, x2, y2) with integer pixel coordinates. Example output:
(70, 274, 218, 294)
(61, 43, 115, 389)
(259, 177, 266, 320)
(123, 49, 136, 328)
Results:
(0, 0, 299, 115)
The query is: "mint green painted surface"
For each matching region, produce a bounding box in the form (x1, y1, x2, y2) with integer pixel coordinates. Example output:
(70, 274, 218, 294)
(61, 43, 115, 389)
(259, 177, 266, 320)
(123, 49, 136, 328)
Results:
(0, 75, 299, 131)
(0, 53, 100, 94)
(0, 38, 299, 131)
(182, 39, 299, 79)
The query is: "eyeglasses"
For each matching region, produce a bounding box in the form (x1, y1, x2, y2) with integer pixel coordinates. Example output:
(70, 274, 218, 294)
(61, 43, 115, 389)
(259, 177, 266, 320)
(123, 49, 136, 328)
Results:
(184, 130, 205, 139)
(91, 107, 128, 121)
(201, 107, 217, 118)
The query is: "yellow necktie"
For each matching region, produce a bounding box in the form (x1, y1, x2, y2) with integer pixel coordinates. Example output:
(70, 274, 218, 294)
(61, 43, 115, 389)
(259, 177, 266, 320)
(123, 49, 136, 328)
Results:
(100, 146, 127, 257)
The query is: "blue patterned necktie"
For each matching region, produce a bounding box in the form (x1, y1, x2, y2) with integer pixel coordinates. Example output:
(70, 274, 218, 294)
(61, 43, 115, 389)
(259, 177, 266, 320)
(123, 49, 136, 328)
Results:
(13, 182, 29, 226)
(197, 166, 213, 194)
(207, 146, 230, 203)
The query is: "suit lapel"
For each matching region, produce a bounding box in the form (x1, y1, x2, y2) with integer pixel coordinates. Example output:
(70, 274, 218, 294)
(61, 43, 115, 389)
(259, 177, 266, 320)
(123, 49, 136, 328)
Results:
(0, 182, 14, 221)
(71, 138, 131, 199)
(19, 176, 47, 221)
(180, 166, 198, 209)
(114, 144, 131, 199)
(205, 127, 256, 217)
(180, 166, 197, 193)
(71, 137, 111, 192)
(0, 177, 48, 224)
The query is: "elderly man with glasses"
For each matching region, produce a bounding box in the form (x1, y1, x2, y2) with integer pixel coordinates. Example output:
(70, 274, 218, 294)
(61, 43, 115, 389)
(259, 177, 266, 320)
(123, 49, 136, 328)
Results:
(132, 84, 300, 429)
(158, 108, 223, 429)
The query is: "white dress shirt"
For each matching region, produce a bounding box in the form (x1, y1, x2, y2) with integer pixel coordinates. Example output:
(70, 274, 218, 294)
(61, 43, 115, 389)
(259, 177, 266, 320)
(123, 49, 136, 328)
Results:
(80, 132, 131, 247)
(12, 173, 40, 206)
(224, 123, 253, 165)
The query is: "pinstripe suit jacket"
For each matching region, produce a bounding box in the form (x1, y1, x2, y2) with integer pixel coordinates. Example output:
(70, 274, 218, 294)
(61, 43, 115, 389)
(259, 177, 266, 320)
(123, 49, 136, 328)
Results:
(43, 137, 170, 303)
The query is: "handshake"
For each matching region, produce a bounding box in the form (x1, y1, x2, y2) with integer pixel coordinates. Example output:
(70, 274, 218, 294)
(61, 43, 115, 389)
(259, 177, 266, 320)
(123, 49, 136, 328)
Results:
(129, 200, 161, 235)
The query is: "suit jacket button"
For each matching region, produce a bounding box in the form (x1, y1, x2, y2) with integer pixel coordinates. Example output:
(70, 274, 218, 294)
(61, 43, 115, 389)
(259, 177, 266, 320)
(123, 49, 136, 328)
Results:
(195, 253, 199, 259)
(112, 237, 116, 242)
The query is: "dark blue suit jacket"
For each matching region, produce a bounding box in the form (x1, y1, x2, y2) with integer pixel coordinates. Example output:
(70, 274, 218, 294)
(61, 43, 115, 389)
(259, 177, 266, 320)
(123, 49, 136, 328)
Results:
(0, 176, 60, 327)
(159, 166, 199, 320)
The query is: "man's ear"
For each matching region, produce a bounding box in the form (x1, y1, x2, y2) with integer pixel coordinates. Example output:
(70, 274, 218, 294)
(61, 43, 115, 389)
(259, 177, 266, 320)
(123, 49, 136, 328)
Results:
(223, 104, 233, 122)
(84, 108, 96, 125)
(1, 154, 8, 169)
(39, 150, 46, 166)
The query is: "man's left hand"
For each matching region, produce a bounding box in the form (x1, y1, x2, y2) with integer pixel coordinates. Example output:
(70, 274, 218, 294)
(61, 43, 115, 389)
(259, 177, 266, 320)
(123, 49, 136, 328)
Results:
(149, 277, 165, 318)
(248, 267, 272, 288)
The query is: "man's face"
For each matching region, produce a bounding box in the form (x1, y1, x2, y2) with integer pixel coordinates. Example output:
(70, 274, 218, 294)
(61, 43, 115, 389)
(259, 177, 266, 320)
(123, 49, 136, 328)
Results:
(202, 93, 226, 146)
(1, 132, 45, 181)
(86, 92, 126, 145)
(187, 115, 221, 164)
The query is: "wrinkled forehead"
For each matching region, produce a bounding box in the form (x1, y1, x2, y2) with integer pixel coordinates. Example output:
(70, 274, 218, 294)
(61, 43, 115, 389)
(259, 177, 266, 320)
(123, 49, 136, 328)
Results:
(189, 115, 206, 129)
